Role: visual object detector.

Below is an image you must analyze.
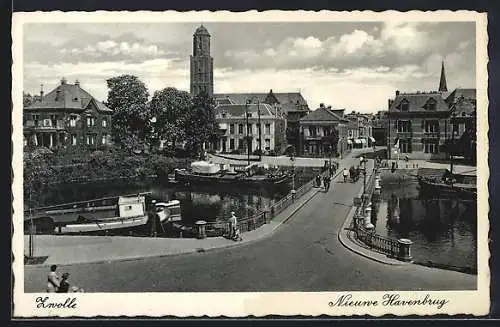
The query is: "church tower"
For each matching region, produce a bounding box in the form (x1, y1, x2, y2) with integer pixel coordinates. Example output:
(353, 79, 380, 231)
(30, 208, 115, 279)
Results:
(190, 25, 214, 98)
(438, 60, 448, 92)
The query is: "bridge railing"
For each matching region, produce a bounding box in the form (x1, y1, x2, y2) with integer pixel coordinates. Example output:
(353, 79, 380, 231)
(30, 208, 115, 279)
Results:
(350, 163, 413, 262)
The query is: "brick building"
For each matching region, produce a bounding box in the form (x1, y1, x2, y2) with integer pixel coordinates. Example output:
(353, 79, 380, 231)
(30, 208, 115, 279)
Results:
(387, 61, 476, 161)
(23, 78, 113, 150)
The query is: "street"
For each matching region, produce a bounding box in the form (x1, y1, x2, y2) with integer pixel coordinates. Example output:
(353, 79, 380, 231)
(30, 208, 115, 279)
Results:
(24, 164, 476, 292)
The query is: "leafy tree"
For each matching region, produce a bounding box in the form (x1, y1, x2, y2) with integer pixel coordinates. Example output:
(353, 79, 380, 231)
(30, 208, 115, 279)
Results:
(149, 87, 192, 150)
(23, 93, 41, 107)
(106, 75, 151, 151)
(184, 92, 219, 157)
(24, 148, 55, 205)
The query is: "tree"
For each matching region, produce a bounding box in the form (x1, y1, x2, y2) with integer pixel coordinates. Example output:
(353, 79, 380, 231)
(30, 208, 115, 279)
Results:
(149, 87, 192, 150)
(184, 92, 219, 157)
(106, 75, 151, 151)
(23, 93, 41, 107)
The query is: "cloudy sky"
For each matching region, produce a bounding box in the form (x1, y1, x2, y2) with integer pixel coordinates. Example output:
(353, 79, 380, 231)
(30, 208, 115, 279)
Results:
(23, 21, 476, 113)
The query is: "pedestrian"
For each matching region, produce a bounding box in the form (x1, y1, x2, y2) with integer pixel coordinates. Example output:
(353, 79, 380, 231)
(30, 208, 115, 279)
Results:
(57, 272, 71, 293)
(322, 175, 328, 191)
(46, 264, 60, 293)
(315, 174, 322, 188)
(343, 168, 349, 183)
(229, 212, 238, 240)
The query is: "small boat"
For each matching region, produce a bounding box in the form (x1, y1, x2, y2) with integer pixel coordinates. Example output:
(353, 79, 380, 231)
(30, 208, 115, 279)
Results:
(24, 193, 182, 235)
(174, 161, 293, 188)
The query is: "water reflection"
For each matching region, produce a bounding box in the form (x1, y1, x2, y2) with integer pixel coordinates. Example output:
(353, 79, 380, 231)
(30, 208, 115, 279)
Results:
(372, 178, 477, 270)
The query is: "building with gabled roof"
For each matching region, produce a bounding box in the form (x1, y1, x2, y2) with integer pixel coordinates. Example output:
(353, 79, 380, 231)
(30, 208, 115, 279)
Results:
(213, 103, 286, 154)
(215, 89, 310, 153)
(23, 78, 113, 150)
(387, 61, 477, 161)
(298, 104, 358, 158)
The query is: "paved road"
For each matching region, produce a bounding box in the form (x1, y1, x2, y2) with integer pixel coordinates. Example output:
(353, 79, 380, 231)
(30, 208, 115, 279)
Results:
(25, 164, 476, 292)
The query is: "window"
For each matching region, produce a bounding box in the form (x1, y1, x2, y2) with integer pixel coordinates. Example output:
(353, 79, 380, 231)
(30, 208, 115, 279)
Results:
(247, 112, 253, 118)
(265, 138, 271, 150)
(309, 126, 317, 137)
(256, 123, 261, 134)
(400, 100, 409, 111)
(265, 123, 271, 134)
(397, 120, 411, 133)
(424, 120, 439, 133)
(32, 114, 40, 126)
(399, 140, 412, 153)
(102, 119, 107, 128)
(229, 138, 235, 150)
(101, 134, 107, 145)
(424, 140, 439, 153)
(426, 99, 437, 111)
(247, 124, 252, 135)
(238, 138, 245, 149)
(238, 124, 244, 134)
(86, 134, 96, 145)
(348, 130, 353, 137)
(229, 124, 235, 134)
(71, 134, 77, 146)
(87, 116, 95, 127)
(50, 115, 57, 127)
(69, 115, 77, 127)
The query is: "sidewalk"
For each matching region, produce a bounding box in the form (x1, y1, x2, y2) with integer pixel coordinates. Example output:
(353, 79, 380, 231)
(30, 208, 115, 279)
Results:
(25, 184, 322, 267)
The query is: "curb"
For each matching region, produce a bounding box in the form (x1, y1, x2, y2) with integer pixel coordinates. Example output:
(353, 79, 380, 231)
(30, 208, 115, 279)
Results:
(25, 186, 322, 268)
(336, 166, 409, 266)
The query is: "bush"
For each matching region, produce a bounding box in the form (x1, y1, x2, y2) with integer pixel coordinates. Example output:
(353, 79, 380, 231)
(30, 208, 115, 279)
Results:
(252, 149, 263, 156)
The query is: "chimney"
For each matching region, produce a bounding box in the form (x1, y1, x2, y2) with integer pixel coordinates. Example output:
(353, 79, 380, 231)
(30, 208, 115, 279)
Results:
(40, 84, 44, 102)
(320, 103, 325, 108)
(75, 79, 80, 86)
(61, 77, 67, 85)
(395, 90, 400, 96)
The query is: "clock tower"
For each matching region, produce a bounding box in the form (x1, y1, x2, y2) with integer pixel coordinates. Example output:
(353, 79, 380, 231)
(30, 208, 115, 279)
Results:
(190, 25, 214, 98)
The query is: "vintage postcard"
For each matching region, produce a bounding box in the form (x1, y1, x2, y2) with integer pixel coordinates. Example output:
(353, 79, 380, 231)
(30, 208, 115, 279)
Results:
(12, 10, 489, 317)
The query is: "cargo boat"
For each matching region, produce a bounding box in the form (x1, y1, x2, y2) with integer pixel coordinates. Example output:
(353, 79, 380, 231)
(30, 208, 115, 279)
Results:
(24, 192, 181, 235)
(174, 161, 293, 188)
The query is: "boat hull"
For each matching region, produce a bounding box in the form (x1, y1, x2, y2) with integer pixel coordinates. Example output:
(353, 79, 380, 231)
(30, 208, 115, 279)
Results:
(417, 177, 477, 200)
(174, 170, 292, 188)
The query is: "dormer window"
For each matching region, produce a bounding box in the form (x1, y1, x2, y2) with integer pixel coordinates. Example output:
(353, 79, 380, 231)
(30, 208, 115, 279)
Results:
(400, 99, 409, 111)
(426, 98, 437, 111)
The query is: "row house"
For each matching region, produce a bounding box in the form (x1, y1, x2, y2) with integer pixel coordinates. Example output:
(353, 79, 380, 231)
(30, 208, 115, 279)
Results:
(298, 104, 357, 158)
(214, 103, 286, 154)
(23, 78, 113, 150)
(215, 89, 310, 154)
(344, 111, 375, 148)
(371, 110, 389, 146)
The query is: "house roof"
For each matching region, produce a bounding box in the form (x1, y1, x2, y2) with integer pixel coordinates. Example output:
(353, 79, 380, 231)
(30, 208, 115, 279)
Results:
(299, 107, 349, 123)
(215, 103, 276, 117)
(214, 90, 310, 113)
(445, 88, 476, 104)
(389, 93, 450, 112)
(25, 80, 112, 113)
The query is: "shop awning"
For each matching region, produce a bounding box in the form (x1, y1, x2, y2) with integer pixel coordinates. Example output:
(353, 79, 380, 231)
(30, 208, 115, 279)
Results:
(359, 139, 367, 144)
(347, 140, 353, 144)
(354, 139, 362, 144)
(369, 137, 376, 142)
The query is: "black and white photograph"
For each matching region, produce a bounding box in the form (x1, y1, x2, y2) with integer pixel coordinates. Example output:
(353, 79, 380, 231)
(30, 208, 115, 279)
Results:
(12, 10, 489, 317)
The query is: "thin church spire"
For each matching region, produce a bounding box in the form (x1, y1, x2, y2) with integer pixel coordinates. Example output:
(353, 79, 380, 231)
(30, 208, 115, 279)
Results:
(439, 60, 448, 92)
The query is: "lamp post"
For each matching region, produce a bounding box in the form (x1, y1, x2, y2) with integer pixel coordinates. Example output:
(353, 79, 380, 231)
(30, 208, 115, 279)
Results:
(362, 158, 367, 195)
(245, 100, 251, 166)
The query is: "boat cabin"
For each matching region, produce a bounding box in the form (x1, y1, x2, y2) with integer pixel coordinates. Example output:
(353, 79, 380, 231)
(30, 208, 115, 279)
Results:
(118, 195, 147, 218)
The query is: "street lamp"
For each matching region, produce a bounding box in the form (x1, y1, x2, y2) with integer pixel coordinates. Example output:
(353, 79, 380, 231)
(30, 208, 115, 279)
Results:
(245, 100, 251, 166)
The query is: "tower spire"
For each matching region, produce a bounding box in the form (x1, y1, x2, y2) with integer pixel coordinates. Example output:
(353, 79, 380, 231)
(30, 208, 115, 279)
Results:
(439, 60, 448, 92)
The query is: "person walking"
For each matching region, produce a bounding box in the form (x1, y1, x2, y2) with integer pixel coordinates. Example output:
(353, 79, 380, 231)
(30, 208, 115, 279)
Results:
(322, 175, 328, 192)
(315, 174, 322, 188)
(228, 212, 238, 240)
(342, 168, 349, 183)
(46, 265, 60, 293)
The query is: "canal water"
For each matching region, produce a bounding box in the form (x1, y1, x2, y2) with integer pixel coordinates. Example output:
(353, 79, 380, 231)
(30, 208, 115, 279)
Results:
(26, 167, 320, 226)
(373, 173, 477, 272)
